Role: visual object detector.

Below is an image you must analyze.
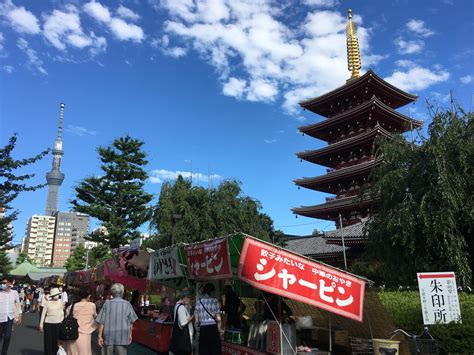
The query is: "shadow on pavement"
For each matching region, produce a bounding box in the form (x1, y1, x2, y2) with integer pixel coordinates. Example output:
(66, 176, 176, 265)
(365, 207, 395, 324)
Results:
(20, 350, 43, 355)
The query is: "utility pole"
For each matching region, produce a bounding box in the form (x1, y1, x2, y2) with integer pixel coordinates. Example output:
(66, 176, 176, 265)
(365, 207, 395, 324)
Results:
(84, 247, 89, 271)
(338, 213, 348, 270)
(171, 214, 182, 245)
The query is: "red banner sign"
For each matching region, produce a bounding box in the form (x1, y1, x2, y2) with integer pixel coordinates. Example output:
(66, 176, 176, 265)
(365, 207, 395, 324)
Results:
(238, 237, 366, 322)
(185, 238, 232, 280)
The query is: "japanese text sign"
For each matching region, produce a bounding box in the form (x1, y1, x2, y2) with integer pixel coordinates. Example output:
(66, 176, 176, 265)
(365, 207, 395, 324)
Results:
(418, 272, 461, 325)
(185, 238, 232, 280)
(238, 237, 366, 322)
(148, 247, 184, 280)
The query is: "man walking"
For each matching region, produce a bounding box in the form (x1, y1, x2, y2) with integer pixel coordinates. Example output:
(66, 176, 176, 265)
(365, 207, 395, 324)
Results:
(0, 277, 22, 355)
(96, 283, 138, 355)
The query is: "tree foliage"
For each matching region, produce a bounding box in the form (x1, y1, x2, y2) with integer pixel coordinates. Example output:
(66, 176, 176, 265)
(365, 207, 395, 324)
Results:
(0, 250, 12, 275)
(64, 244, 111, 272)
(365, 108, 473, 286)
(64, 244, 87, 272)
(16, 251, 33, 265)
(148, 177, 280, 248)
(71, 136, 153, 248)
(0, 134, 48, 250)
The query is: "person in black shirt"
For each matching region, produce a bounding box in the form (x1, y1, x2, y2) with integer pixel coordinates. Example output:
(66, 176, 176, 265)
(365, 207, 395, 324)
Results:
(222, 285, 245, 329)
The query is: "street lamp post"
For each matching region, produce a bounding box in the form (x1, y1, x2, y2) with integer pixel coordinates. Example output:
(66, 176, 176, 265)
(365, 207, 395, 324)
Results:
(171, 214, 182, 245)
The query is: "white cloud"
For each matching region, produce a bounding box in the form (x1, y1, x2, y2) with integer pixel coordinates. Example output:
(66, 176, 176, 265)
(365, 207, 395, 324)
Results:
(303, 0, 338, 7)
(149, 169, 222, 184)
(460, 75, 472, 84)
(151, 35, 186, 57)
(109, 18, 144, 41)
(43, 6, 106, 54)
(17, 38, 47, 75)
(83, 1, 111, 23)
(222, 77, 246, 98)
(406, 19, 434, 38)
(395, 37, 424, 54)
(116, 5, 140, 22)
(2, 65, 14, 73)
(65, 124, 97, 136)
(247, 79, 278, 102)
(159, 3, 380, 114)
(0, 32, 4, 52)
(264, 138, 278, 144)
(385, 63, 449, 91)
(83, 2, 144, 42)
(5, 4, 40, 34)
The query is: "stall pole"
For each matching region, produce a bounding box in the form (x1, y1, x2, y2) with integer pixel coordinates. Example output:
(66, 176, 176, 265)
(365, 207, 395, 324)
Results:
(328, 314, 332, 354)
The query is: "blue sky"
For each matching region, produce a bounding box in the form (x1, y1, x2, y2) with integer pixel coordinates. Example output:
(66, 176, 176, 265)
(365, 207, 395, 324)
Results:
(1, 0, 473, 245)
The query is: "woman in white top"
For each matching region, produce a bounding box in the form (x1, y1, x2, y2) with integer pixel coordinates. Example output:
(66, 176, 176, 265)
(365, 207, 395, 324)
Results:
(170, 288, 194, 355)
(39, 288, 64, 355)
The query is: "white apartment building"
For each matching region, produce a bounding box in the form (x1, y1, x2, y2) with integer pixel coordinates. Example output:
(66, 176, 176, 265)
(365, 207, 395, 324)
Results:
(25, 215, 56, 266)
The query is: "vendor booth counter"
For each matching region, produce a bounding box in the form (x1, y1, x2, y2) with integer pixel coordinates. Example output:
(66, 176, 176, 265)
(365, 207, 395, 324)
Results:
(222, 342, 268, 355)
(132, 319, 172, 353)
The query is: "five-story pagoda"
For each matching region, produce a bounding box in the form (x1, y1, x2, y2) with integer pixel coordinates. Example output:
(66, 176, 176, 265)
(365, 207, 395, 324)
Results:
(292, 9, 423, 248)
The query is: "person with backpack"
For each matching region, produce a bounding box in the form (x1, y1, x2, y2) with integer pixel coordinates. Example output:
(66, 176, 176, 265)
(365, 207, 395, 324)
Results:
(65, 288, 97, 355)
(39, 288, 64, 355)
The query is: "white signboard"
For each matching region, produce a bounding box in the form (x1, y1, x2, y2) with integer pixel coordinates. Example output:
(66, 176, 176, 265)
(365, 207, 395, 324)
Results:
(148, 247, 184, 280)
(417, 272, 461, 325)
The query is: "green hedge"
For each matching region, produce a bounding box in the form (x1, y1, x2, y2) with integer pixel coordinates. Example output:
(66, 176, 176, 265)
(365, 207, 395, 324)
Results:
(377, 291, 474, 353)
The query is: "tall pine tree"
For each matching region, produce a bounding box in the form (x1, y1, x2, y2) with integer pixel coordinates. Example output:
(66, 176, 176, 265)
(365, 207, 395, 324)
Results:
(1, 134, 48, 248)
(0, 134, 48, 275)
(71, 136, 153, 248)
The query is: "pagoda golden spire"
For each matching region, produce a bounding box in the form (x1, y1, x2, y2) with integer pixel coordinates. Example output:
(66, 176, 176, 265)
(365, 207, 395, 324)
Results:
(346, 9, 362, 81)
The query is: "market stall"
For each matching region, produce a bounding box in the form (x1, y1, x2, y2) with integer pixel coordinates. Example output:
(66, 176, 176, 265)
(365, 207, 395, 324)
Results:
(133, 245, 189, 353)
(142, 233, 367, 354)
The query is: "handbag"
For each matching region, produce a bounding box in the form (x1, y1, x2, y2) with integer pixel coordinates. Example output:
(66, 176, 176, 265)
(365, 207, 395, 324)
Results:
(58, 302, 79, 341)
(169, 303, 192, 354)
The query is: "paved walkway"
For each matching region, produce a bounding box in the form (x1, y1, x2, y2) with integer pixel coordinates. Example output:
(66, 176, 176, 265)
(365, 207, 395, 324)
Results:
(7, 312, 157, 355)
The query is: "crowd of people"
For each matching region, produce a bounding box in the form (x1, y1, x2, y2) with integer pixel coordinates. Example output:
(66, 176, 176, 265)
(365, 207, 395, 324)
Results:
(0, 277, 138, 355)
(1, 276, 262, 355)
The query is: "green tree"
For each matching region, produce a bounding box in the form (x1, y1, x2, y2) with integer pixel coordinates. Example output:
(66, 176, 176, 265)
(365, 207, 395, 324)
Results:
(0, 250, 12, 275)
(365, 108, 473, 286)
(16, 251, 33, 265)
(0, 134, 48, 249)
(89, 244, 111, 267)
(65, 244, 87, 271)
(71, 136, 153, 248)
(0, 134, 48, 274)
(149, 177, 280, 247)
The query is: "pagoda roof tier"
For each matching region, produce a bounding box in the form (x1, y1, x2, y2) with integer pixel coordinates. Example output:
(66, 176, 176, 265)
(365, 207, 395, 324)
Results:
(299, 96, 423, 141)
(297, 125, 391, 167)
(300, 70, 417, 117)
(294, 160, 379, 193)
(292, 195, 374, 220)
(323, 220, 368, 245)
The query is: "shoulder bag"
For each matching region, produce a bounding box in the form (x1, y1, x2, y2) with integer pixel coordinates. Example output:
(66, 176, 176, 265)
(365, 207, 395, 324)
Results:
(199, 299, 217, 323)
(58, 302, 79, 341)
(169, 303, 192, 354)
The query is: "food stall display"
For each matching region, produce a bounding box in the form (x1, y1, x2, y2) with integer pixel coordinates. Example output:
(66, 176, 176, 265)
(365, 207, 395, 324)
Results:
(63, 233, 368, 354)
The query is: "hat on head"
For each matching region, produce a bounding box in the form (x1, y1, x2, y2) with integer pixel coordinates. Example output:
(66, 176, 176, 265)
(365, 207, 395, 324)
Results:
(49, 288, 61, 298)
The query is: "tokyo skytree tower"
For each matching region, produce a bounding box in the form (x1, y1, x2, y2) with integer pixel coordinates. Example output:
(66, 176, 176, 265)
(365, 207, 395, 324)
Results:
(45, 103, 65, 216)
